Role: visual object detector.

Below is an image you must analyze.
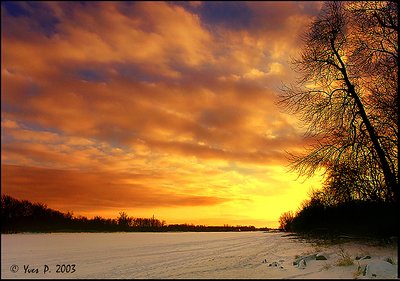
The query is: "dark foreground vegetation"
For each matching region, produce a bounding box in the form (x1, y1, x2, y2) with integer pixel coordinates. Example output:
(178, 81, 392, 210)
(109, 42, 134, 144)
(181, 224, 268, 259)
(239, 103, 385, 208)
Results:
(279, 200, 397, 238)
(279, 2, 398, 239)
(1, 195, 262, 233)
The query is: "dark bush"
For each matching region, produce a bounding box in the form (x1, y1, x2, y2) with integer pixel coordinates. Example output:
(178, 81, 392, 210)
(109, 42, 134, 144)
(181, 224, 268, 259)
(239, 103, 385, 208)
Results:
(289, 200, 397, 238)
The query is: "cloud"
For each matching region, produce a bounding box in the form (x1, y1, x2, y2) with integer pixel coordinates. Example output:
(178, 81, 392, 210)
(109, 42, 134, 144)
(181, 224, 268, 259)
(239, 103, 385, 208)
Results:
(1, 164, 227, 211)
(2, 2, 214, 79)
(2, 62, 306, 163)
(1, 1, 323, 225)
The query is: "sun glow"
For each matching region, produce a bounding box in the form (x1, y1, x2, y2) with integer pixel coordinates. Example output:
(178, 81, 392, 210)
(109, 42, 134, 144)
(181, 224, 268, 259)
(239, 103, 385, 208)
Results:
(1, 1, 324, 228)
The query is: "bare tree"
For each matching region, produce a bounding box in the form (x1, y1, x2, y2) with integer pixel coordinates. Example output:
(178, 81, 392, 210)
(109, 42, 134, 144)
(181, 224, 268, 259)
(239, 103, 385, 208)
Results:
(279, 1, 398, 202)
(279, 211, 294, 231)
(311, 161, 388, 206)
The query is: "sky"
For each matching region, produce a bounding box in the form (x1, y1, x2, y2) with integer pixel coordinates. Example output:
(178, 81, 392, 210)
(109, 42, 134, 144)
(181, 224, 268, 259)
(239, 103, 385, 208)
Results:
(1, 1, 325, 228)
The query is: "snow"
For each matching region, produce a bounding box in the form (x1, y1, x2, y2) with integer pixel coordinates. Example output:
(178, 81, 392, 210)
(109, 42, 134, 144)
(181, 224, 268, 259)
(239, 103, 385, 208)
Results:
(1, 232, 398, 279)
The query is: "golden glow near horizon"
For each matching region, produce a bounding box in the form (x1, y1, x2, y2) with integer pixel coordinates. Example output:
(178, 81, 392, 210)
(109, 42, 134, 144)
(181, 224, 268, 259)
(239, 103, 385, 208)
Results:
(1, 2, 324, 228)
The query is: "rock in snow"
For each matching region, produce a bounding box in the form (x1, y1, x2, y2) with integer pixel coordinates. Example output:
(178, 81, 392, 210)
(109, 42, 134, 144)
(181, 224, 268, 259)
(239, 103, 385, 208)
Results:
(292, 252, 328, 269)
(293, 254, 317, 266)
(315, 253, 328, 260)
(298, 259, 307, 269)
(362, 260, 397, 279)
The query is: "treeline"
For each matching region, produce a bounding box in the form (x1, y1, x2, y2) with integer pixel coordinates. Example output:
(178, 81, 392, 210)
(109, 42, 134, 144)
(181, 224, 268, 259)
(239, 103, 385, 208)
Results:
(279, 199, 397, 238)
(279, 165, 398, 238)
(1, 195, 262, 233)
(278, 2, 398, 239)
(166, 224, 256, 232)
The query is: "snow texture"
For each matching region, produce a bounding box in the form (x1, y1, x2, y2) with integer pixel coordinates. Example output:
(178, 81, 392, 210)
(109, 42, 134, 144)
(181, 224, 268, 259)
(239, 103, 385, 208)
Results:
(1, 232, 397, 279)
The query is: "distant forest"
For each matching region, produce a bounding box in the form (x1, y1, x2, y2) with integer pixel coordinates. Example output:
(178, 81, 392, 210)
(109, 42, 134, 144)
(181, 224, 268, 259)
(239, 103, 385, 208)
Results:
(1, 195, 266, 233)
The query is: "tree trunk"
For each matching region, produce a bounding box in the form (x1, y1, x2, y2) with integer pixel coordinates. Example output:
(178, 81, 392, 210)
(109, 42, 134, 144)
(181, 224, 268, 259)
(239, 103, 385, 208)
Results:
(331, 38, 398, 202)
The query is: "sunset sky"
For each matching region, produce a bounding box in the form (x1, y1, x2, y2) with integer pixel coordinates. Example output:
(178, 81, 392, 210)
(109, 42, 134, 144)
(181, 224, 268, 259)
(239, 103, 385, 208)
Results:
(1, 1, 325, 228)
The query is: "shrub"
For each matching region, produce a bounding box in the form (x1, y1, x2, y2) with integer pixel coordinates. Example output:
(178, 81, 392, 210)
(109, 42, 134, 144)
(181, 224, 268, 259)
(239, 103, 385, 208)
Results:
(279, 211, 294, 231)
(336, 248, 354, 266)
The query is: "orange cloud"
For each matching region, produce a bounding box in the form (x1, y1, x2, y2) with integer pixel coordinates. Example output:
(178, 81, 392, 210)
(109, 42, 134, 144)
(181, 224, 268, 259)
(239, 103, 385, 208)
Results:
(1, 164, 227, 211)
(1, 2, 323, 227)
(2, 2, 213, 79)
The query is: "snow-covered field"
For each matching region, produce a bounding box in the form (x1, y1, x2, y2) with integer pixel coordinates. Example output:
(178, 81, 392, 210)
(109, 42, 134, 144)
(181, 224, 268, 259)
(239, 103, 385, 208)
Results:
(1, 232, 397, 279)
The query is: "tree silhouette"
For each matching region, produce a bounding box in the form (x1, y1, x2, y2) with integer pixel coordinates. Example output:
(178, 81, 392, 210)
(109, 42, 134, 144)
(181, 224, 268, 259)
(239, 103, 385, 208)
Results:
(117, 211, 132, 229)
(278, 211, 294, 231)
(1, 195, 262, 233)
(279, 1, 398, 202)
